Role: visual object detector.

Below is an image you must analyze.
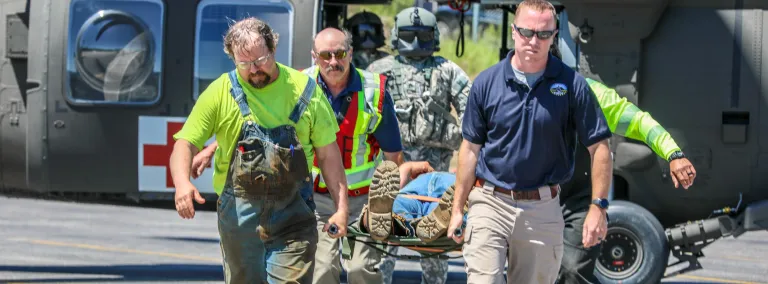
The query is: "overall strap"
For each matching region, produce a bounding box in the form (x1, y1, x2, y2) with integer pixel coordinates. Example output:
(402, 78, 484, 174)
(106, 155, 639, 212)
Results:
(228, 70, 251, 118)
(289, 76, 317, 124)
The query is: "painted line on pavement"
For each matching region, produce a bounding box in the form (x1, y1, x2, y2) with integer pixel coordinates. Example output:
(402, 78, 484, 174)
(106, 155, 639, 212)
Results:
(7, 238, 220, 263)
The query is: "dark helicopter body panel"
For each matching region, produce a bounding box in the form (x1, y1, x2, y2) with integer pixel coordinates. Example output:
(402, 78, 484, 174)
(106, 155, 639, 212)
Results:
(555, 0, 768, 228)
(0, 0, 322, 200)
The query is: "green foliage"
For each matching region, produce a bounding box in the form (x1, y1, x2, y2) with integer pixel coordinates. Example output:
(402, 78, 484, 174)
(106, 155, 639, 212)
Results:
(348, 0, 510, 79)
(434, 26, 506, 79)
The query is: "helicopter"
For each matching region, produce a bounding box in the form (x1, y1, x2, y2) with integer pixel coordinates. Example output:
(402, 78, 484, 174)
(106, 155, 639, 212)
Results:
(0, 0, 766, 283)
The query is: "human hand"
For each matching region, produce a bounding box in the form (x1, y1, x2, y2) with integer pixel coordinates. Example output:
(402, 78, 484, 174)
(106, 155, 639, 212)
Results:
(670, 158, 696, 189)
(190, 150, 213, 179)
(175, 182, 206, 219)
(399, 161, 435, 188)
(446, 213, 465, 243)
(582, 205, 608, 248)
(324, 210, 348, 238)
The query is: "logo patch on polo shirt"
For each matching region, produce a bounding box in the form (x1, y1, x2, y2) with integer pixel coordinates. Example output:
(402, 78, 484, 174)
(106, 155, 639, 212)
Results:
(550, 83, 568, 96)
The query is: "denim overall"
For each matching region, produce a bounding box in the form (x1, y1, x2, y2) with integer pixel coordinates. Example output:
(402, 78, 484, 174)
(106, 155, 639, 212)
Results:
(217, 70, 319, 284)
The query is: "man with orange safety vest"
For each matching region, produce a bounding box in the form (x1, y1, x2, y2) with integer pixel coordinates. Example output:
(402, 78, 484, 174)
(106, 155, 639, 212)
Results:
(193, 27, 405, 284)
(302, 27, 405, 284)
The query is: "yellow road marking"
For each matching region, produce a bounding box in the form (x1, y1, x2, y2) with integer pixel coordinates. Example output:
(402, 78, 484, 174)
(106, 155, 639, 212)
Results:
(672, 274, 765, 284)
(8, 238, 221, 263)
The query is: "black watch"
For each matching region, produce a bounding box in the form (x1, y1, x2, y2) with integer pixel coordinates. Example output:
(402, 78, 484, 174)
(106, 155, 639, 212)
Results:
(668, 150, 686, 162)
(592, 198, 609, 209)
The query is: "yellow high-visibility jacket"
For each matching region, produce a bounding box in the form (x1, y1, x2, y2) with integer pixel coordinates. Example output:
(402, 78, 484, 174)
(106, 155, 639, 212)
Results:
(587, 78, 681, 160)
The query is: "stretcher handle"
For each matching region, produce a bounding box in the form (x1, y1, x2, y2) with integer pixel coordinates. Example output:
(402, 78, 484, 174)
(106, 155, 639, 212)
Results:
(453, 227, 463, 237)
(328, 224, 339, 235)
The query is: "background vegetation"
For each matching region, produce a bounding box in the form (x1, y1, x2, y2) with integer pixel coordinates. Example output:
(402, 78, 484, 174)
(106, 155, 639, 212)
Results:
(347, 0, 511, 79)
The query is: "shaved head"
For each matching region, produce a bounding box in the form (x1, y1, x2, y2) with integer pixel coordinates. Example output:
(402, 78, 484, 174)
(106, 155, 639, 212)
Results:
(313, 28, 353, 51)
(311, 28, 354, 87)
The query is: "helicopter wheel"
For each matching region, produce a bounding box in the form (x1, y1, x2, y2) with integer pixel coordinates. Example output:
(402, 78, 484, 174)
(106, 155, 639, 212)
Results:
(594, 200, 669, 284)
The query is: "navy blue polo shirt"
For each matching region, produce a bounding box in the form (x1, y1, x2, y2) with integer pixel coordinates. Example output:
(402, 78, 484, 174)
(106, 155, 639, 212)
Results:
(462, 50, 611, 191)
(317, 63, 403, 153)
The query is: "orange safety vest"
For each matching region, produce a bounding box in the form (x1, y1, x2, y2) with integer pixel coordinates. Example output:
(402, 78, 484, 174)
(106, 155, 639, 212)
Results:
(301, 66, 387, 197)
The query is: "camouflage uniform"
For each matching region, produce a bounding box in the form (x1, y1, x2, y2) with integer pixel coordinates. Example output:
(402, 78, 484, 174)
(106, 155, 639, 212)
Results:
(367, 54, 470, 173)
(368, 54, 469, 284)
(368, 8, 471, 283)
(352, 49, 390, 70)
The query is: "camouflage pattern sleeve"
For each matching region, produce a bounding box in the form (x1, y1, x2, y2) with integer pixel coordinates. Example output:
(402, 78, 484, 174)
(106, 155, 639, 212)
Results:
(365, 55, 395, 75)
(445, 60, 471, 125)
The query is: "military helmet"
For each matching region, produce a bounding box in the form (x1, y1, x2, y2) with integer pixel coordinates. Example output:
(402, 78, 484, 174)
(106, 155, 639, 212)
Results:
(391, 7, 440, 57)
(345, 11, 386, 50)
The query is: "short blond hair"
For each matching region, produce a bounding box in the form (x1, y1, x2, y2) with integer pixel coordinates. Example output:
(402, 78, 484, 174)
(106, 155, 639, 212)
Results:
(223, 17, 280, 60)
(515, 0, 557, 22)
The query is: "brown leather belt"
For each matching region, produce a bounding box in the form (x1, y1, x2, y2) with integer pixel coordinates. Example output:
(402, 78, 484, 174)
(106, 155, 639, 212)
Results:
(475, 179, 558, 200)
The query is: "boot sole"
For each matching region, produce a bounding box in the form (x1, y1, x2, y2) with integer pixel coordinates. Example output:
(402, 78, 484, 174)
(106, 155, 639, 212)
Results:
(416, 184, 456, 242)
(367, 160, 400, 241)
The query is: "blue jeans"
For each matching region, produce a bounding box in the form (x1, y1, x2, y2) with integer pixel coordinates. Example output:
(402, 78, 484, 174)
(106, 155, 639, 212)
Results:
(392, 172, 467, 223)
(217, 186, 318, 283)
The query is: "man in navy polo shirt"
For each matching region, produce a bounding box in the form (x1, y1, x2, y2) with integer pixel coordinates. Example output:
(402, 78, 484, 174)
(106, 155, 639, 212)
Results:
(446, 0, 613, 283)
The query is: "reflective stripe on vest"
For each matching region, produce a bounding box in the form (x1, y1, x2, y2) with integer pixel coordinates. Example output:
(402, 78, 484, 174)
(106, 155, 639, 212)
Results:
(301, 65, 386, 193)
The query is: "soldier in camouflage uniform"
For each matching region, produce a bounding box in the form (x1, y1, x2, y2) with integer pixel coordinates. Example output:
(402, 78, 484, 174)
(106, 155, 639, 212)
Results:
(366, 7, 471, 284)
(345, 11, 390, 70)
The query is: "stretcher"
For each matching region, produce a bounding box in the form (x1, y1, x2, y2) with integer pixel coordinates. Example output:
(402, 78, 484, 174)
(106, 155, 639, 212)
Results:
(328, 195, 466, 261)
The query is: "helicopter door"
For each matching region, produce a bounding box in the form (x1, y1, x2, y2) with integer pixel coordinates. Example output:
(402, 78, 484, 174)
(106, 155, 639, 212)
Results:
(46, 0, 166, 194)
(638, 6, 761, 219)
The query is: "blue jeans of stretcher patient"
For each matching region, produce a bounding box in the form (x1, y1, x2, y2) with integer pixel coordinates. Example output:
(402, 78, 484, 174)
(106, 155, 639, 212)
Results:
(217, 70, 318, 283)
(393, 172, 467, 239)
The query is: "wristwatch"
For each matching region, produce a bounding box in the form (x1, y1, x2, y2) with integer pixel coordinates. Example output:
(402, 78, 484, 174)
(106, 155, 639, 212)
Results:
(668, 150, 686, 162)
(592, 198, 609, 209)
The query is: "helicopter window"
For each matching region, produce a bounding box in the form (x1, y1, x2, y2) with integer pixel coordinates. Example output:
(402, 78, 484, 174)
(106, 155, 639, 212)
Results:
(65, 0, 165, 106)
(194, 0, 294, 100)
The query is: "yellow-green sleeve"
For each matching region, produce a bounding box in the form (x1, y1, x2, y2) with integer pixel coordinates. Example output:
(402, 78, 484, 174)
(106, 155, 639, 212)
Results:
(173, 77, 223, 151)
(308, 85, 339, 148)
(587, 78, 681, 160)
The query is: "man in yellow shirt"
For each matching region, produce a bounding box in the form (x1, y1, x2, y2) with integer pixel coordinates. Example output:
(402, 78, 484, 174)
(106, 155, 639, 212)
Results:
(169, 17, 349, 284)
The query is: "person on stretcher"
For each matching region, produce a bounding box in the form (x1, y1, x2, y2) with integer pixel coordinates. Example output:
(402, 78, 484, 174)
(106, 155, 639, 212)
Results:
(358, 160, 467, 243)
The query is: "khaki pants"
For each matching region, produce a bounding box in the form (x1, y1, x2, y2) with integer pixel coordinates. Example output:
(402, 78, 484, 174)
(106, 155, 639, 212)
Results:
(312, 193, 385, 284)
(463, 184, 565, 284)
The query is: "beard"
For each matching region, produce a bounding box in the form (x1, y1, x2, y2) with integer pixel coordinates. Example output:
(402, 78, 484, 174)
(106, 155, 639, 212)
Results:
(248, 71, 271, 88)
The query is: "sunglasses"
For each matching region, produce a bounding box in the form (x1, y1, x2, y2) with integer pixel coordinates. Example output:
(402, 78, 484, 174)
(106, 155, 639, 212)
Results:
(235, 54, 271, 70)
(513, 25, 557, 40)
(398, 29, 435, 42)
(315, 49, 348, 61)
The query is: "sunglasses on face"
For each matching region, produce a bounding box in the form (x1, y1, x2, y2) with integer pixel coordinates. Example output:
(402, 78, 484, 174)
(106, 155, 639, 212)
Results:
(315, 49, 348, 61)
(513, 25, 557, 40)
(398, 29, 435, 42)
(236, 54, 272, 70)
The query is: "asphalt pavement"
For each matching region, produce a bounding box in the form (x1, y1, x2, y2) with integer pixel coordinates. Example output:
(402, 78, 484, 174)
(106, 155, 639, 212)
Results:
(0, 194, 766, 284)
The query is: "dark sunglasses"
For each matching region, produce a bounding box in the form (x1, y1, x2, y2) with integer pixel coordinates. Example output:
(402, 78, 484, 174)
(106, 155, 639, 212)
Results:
(513, 25, 557, 39)
(315, 49, 348, 61)
(398, 29, 435, 42)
